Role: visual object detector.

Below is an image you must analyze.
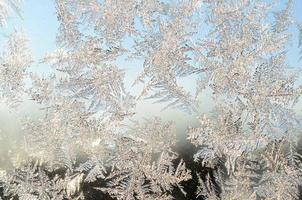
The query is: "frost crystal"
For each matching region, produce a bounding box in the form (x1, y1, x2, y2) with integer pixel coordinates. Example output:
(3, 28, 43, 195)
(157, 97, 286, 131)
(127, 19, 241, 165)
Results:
(0, 31, 32, 106)
(1, 0, 302, 199)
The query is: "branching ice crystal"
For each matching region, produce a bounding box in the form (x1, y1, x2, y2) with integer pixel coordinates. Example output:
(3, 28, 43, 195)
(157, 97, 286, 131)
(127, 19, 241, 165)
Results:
(0, 0, 302, 200)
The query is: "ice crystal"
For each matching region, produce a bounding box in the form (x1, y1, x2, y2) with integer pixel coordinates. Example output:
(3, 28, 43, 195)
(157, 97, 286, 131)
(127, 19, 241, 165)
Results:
(0, 30, 32, 106)
(0, 0, 21, 27)
(1, 0, 302, 199)
(189, 0, 302, 199)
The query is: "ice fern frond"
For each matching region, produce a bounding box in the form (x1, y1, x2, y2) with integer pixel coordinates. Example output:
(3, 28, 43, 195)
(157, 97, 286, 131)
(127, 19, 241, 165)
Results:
(1, 160, 67, 200)
(100, 119, 191, 200)
(196, 173, 219, 200)
(254, 139, 302, 200)
(0, 30, 32, 107)
(132, 0, 201, 114)
(0, 0, 22, 27)
(188, 110, 267, 174)
(76, 156, 107, 182)
(273, 0, 293, 33)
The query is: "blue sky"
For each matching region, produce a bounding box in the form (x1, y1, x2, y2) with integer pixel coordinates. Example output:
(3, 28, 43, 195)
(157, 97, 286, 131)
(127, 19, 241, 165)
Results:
(0, 0, 301, 112)
(0, 0, 301, 140)
(1, 0, 301, 67)
(2, 0, 58, 61)
(0, 0, 301, 74)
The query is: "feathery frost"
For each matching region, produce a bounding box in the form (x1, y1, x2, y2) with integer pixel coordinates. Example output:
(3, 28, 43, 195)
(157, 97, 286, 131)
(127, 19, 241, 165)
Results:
(0, 0, 302, 200)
